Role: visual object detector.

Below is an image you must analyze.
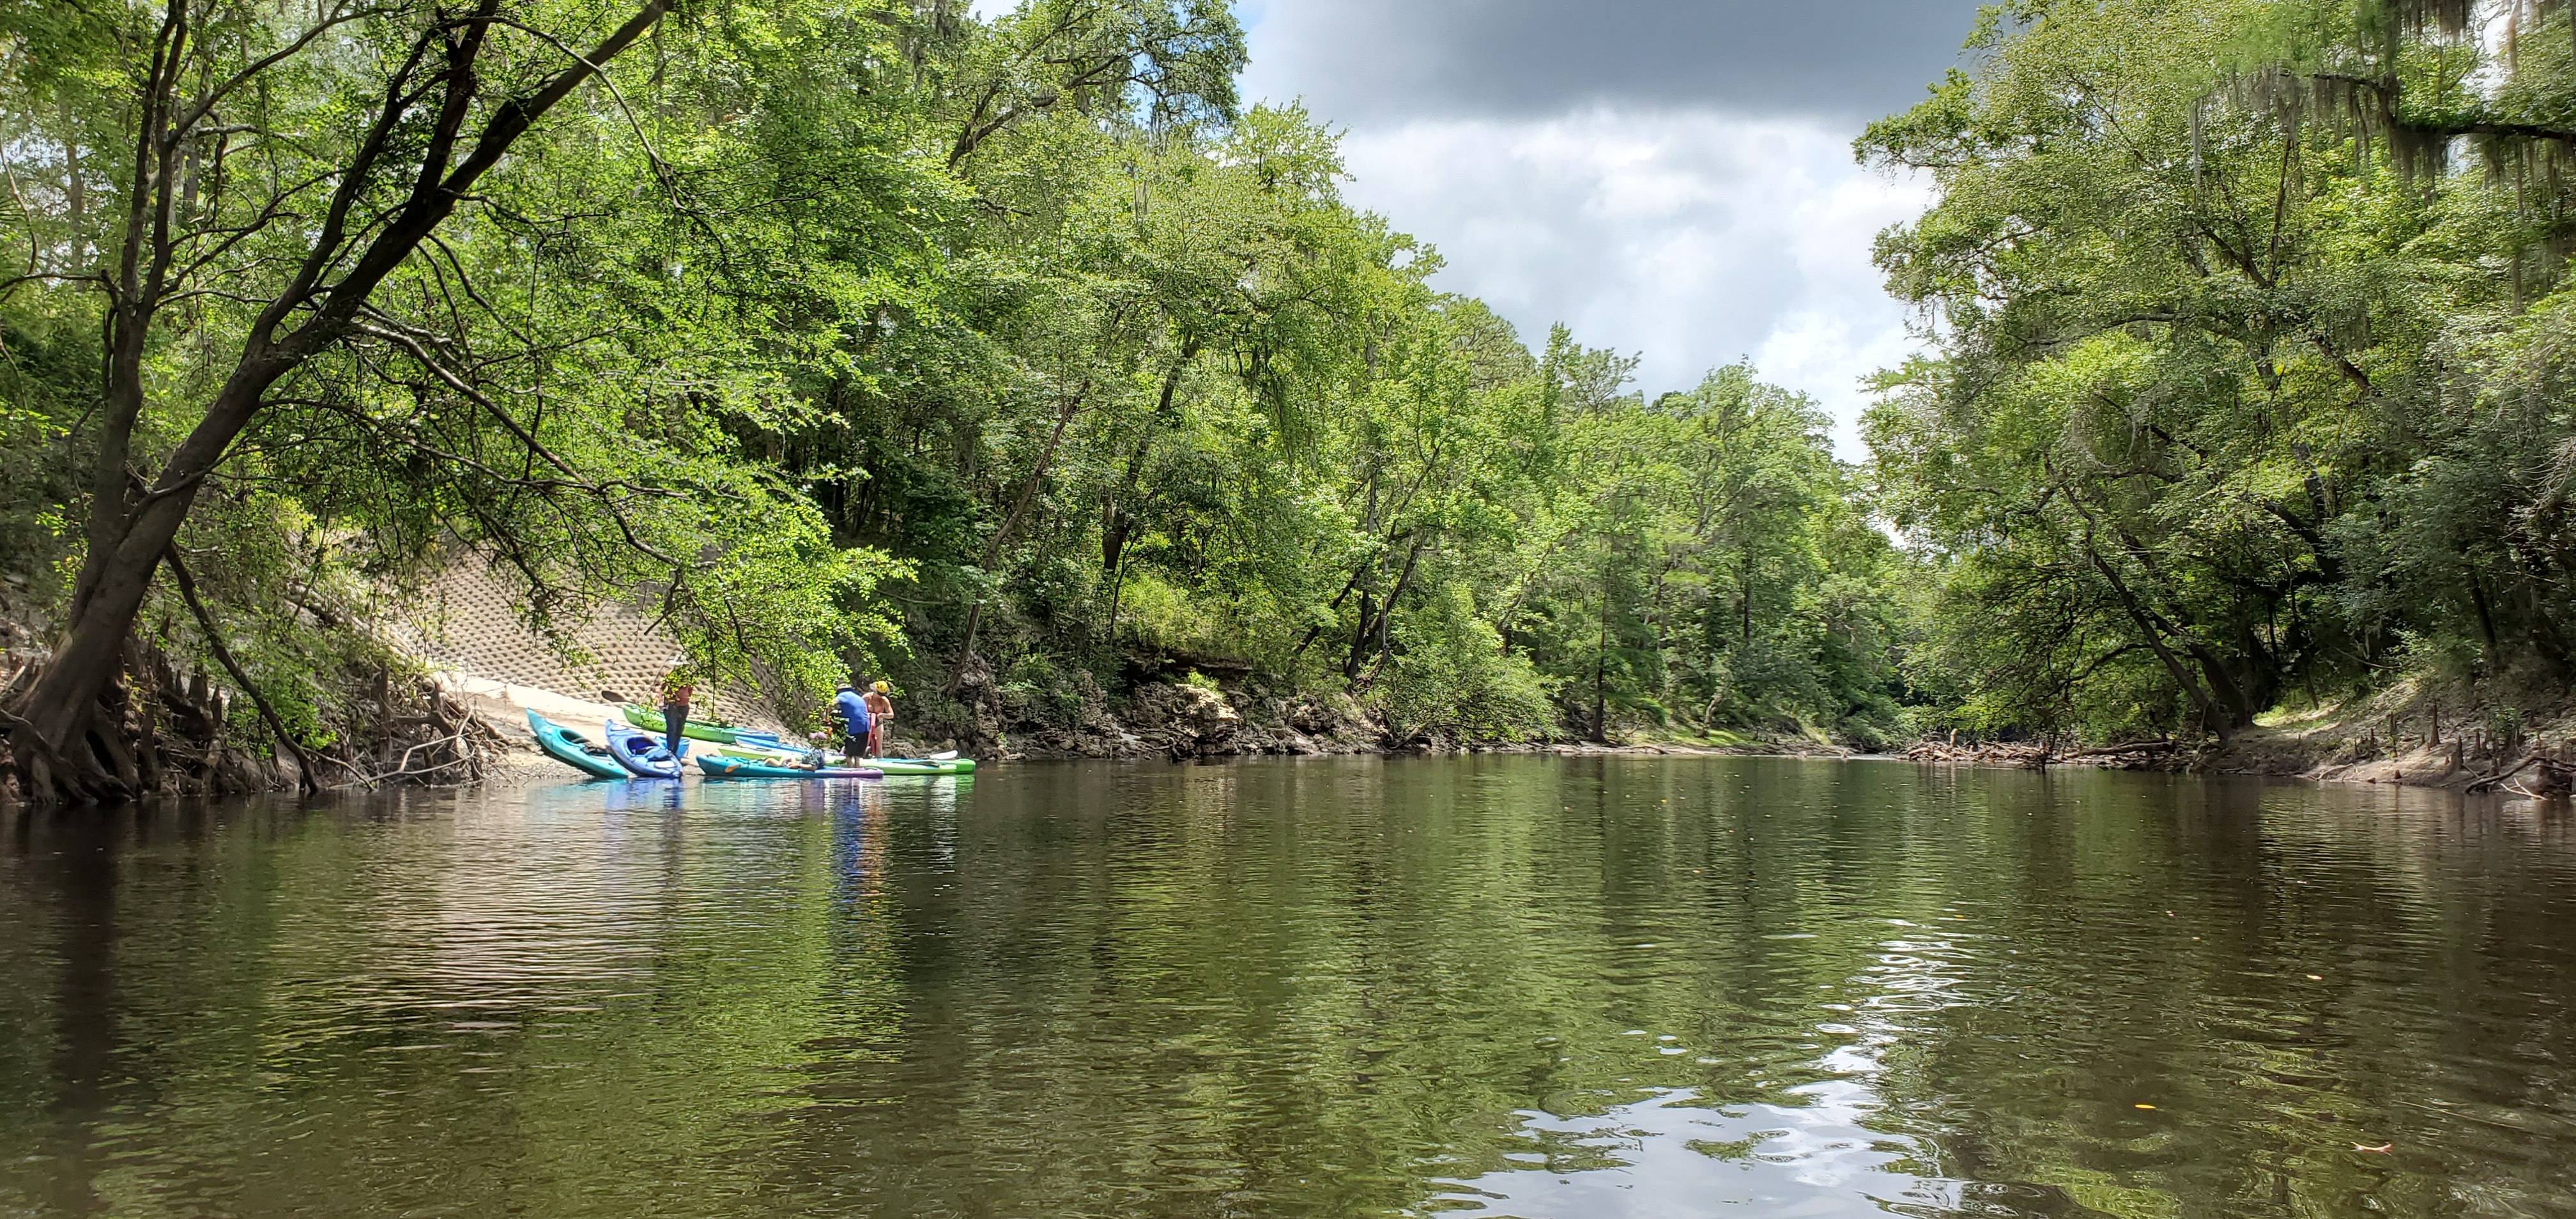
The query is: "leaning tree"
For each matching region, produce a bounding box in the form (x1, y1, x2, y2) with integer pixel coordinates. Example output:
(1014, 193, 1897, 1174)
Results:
(1, 0, 676, 799)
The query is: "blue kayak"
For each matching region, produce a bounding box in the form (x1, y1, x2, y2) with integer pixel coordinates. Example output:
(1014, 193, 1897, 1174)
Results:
(527, 711, 627, 780)
(696, 755, 882, 780)
(602, 719, 685, 779)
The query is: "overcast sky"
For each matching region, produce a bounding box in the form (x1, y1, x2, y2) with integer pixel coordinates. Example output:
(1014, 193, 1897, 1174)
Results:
(981, 0, 1986, 450)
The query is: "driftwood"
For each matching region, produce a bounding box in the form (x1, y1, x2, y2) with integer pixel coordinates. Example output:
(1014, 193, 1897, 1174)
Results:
(2063, 739, 2184, 766)
(1906, 739, 2055, 768)
(1906, 737, 2183, 770)
(2465, 752, 2575, 797)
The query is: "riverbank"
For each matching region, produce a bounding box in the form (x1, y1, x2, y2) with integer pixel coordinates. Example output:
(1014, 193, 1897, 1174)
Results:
(1890, 678, 2576, 797)
(483, 663, 2491, 787)
(13, 566, 2568, 800)
(2214, 691, 2576, 795)
(0, 558, 837, 801)
(0, 585, 504, 802)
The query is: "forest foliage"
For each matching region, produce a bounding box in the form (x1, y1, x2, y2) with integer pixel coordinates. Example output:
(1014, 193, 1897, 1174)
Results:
(1866, 0, 2576, 741)
(4, 0, 2574, 783)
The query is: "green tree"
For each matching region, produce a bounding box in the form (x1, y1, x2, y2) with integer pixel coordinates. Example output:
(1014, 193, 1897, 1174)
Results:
(1509, 362, 1907, 744)
(1864, 0, 2576, 740)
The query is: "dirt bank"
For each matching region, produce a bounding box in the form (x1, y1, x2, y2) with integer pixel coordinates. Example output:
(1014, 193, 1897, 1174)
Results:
(2212, 702, 2575, 796)
(1896, 680, 2576, 798)
(929, 669, 1854, 763)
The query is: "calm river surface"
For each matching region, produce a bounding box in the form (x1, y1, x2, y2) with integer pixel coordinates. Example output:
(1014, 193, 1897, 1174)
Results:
(3, 757, 2574, 1218)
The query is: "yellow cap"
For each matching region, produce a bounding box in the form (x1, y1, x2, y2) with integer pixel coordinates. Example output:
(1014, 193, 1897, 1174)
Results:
(871, 681, 890, 693)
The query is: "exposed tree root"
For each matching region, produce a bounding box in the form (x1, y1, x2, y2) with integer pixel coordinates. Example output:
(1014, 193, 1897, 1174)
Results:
(4, 640, 505, 805)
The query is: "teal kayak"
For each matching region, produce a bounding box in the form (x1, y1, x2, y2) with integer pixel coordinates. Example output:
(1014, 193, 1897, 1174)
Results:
(696, 755, 882, 779)
(528, 710, 628, 779)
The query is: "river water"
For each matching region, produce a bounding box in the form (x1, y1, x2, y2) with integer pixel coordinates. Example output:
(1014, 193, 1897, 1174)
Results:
(3, 757, 2573, 1218)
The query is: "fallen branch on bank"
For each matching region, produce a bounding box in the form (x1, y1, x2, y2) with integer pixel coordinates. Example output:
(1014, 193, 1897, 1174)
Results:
(2465, 753, 2574, 797)
(1906, 738, 2053, 766)
(1906, 736, 2186, 770)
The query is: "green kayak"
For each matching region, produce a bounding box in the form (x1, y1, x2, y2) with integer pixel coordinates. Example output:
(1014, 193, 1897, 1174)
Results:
(716, 740, 821, 763)
(619, 704, 787, 747)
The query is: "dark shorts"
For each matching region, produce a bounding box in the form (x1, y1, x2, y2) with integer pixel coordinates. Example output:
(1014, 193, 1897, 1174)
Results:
(842, 733, 868, 758)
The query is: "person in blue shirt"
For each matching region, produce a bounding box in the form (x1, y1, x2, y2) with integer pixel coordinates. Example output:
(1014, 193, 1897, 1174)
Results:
(830, 682, 871, 760)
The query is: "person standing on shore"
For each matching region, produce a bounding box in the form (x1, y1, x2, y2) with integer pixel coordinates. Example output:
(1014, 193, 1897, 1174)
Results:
(831, 680, 871, 761)
(658, 663, 695, 759)
(864, 681, 895, 759)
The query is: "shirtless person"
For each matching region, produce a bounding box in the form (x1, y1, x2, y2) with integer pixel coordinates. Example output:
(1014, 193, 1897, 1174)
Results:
(863, 681, 895, 759)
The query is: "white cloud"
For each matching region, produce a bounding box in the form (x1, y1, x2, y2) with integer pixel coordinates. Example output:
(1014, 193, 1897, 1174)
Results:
(1329, 108, 1931, 456)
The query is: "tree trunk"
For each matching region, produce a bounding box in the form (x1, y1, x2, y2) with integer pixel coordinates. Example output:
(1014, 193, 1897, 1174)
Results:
(1344, 590, 1376, 682)
(1593, 581, 1610, 744)
(1355, 538, 1429, 691)
(2076, 526, 2231, 739)
(953, 387, 1086, 686)
(2467, 566, 2502, 670)
(1100, 436, 1151, 574)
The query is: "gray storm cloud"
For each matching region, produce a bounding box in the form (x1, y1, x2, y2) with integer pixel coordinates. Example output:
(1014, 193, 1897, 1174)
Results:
(1241, 0, 1989, 123)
